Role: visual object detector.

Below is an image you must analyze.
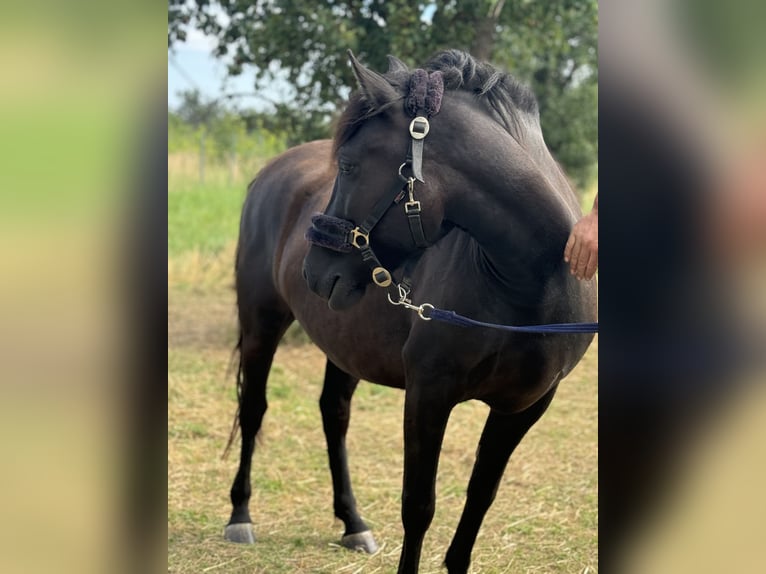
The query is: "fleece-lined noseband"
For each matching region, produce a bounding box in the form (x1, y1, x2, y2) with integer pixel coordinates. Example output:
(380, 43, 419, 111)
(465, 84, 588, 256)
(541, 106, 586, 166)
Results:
(306, 69, 444, 291)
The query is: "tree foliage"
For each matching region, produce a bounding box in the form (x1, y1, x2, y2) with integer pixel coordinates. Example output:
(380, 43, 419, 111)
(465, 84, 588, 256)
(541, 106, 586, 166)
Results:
(169, 0, 597, 188)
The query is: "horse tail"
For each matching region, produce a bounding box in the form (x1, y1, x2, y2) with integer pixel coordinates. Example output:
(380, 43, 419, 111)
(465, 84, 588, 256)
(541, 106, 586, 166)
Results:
(222, 328, 244, 459)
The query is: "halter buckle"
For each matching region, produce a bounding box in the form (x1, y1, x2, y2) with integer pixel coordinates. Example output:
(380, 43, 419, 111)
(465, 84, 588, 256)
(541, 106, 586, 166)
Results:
(417, 303, 434, 320)
(372, 267, 392, 287)
(350, 227, 369, 249)
(404, 200, 421, 214)
(409, 116, 430, 140)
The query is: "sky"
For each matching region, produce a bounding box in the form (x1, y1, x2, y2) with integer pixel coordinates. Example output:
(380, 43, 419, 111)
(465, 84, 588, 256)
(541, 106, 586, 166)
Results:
(167, 28, 280, 112)
(168, 4, 438, 113)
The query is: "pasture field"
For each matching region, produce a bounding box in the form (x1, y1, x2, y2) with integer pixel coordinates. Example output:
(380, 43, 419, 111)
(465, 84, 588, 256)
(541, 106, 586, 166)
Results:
(168, 175, 598, 573)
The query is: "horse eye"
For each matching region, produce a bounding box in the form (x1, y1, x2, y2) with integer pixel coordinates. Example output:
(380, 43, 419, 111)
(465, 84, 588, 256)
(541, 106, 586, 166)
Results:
(338, 160, 354, 175)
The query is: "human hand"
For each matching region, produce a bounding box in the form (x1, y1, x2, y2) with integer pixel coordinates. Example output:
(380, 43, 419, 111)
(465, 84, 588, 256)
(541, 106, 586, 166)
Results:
(564, 208, 598, 280)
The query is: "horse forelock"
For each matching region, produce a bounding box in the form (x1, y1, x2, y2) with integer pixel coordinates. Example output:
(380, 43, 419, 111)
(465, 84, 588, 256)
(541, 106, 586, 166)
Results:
(332, 50, 539, 157)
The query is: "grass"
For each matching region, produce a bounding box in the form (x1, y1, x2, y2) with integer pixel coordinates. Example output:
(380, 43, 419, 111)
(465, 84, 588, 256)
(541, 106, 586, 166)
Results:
(168, 184, 246, 257)
(167, 172, 248, 297)
(168, 170, 598, 573)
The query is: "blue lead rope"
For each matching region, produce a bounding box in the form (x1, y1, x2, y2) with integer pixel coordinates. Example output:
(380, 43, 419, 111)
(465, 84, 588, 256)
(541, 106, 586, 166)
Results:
(427, 307, 599, 334)
(386, 287, 598, 334)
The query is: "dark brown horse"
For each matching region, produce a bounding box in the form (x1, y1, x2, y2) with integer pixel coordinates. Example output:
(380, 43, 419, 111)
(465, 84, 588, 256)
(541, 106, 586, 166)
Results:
(224, 50, 596, 574)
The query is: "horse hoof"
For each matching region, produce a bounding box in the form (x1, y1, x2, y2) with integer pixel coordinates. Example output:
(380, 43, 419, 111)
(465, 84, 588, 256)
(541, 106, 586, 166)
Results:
(224, 522, 256, 544)
(341, 530, 379, 554)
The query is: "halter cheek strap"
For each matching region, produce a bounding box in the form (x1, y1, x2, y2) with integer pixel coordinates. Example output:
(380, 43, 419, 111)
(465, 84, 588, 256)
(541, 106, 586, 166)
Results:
(402, 70, 443, 247)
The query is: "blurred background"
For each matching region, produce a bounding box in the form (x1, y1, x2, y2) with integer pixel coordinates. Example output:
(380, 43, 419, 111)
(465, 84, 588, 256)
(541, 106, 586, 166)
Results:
(599, 1, 766, 572)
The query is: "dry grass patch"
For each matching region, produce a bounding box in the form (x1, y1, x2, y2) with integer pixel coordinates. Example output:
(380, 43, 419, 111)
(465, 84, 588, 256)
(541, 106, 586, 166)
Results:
(168, 276, 597, 573)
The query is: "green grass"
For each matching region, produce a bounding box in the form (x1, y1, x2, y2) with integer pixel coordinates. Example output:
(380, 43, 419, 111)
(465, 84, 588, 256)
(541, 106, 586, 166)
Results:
(168, 183, 246, 257)
(168, 186, 245, 257)
(168, 180, 245, 295)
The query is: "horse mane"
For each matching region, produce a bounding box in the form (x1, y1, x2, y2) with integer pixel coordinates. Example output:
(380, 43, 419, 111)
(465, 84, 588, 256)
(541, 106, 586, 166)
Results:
(332, 49, 539, 157)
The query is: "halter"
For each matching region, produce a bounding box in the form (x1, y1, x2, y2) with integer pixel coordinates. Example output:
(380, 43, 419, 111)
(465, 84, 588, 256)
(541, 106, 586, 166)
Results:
(305, 70, 599, 334)
(306, 69, 444, 293)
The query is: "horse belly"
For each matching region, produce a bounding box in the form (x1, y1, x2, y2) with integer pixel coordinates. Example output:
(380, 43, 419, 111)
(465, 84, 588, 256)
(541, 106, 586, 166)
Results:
(464, 331, 591, 413)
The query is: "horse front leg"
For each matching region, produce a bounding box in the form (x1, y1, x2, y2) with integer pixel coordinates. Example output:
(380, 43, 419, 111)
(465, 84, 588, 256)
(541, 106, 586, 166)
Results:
(397, 383, 454, 574)
(444, 384, 558, 573)
(319, 359, 378, 553)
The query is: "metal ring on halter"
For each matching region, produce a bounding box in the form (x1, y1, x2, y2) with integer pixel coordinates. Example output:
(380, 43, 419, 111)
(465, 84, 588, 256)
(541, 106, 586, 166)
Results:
(398, 162, 414, 182)
(417, 303, 434, 320)
(386, 283, 409, 305)
(387, 292, 400, 306)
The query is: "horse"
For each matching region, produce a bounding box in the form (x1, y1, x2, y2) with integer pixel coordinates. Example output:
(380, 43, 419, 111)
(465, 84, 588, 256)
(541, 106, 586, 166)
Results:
(223, 49, 597, 574)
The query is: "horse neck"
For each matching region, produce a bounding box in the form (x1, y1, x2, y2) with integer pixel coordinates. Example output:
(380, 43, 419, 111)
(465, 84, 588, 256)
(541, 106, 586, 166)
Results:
(439, 123, 579, 295)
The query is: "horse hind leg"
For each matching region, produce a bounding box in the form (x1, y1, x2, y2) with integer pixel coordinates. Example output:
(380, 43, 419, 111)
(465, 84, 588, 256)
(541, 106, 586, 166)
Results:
(224, 308, 293, 544)
(444, 384, 559, 574)
(319, 360, 378, 554)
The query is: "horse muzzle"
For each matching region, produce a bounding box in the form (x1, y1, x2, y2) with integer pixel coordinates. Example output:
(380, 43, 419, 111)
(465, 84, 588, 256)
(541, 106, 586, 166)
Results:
(302, 247, 366, 311)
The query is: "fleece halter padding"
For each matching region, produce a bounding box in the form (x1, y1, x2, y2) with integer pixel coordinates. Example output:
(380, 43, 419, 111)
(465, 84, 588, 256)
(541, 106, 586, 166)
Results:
(305, 213, 355, 253)
(405, 69, 444, 118)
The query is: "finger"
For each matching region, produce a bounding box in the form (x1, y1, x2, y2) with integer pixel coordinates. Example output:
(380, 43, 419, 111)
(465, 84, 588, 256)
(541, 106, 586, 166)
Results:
(568, 240, 582, 273)
(584, 253, 598, 280)
(564, 233, 576, 262)
(576, 250, 590, 280)
(579, 249, 595, 280)
(574, 244, 588, 278)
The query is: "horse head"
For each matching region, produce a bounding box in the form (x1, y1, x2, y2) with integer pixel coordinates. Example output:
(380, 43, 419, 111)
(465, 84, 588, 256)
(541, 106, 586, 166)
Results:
(303, 52, 452, 310)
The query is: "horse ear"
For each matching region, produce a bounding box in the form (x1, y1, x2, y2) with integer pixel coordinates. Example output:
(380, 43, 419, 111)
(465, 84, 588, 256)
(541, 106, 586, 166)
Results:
(386, 55, 408, 75)
(347, 50, 398, 110)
